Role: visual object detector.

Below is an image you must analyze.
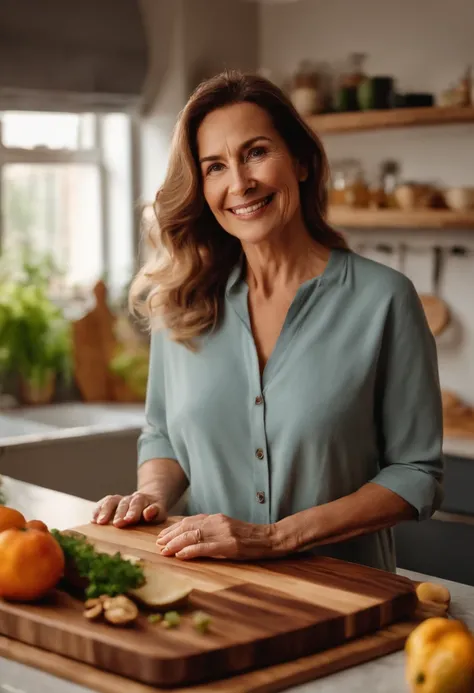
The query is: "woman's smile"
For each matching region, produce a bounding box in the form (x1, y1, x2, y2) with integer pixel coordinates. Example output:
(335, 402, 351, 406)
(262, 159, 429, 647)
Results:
(227, 193, 275, 219)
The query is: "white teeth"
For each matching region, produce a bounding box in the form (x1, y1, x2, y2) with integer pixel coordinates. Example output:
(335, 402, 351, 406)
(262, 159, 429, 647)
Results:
(232, 196, 271, 215)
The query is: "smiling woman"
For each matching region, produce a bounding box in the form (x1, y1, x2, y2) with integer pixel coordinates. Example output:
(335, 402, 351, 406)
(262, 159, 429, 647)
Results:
(129, 71, 346, 347)
(92, 71, 443, 573)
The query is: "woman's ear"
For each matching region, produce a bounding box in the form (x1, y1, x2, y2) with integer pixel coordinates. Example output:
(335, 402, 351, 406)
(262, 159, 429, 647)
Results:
(296, 161, 309, 182)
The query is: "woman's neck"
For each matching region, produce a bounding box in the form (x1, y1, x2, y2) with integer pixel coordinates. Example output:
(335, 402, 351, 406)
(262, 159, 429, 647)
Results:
(242, 228, 330, 299)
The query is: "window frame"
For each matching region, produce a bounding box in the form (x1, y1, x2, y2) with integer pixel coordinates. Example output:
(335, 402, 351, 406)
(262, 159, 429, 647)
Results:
(0, 112, 139, 294)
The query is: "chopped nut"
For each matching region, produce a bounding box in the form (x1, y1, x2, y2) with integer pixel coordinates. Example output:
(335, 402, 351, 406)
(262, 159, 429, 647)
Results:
(84, 603, 103, 620)
(102, 595, 130, 610)
(84, 597, 103, 609)
(103, 595, 138, 626)
(105, 606, 138, 625)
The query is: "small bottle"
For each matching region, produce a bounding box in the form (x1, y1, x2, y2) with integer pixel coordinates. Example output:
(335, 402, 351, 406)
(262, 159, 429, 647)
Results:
(290, 61, 323, 116)
(343, 160, 370, 208)
(369, 174, 387, 209)
(380, 160, 400, 208)
(458, 66, 472, 106)
(336, 53, 367, 112)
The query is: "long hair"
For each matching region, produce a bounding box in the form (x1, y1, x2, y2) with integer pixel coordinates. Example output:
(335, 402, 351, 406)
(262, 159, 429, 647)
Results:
(130, 70, 347, 348)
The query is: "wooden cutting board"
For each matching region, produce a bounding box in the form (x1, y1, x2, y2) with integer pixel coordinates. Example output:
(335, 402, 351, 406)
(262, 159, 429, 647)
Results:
(0, 523, 417, 688)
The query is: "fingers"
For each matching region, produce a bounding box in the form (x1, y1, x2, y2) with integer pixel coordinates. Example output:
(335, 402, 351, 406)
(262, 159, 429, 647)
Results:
(92, 495, 123, 524)
(92, 494, 163, 528)
(175, 542, 232, 560)
(143, 503, 165, 523)
(160, 529, 202, 556)
(113, 494, 147, 527)
(156, 521, 185, 544)
(157, 515, 205, 543)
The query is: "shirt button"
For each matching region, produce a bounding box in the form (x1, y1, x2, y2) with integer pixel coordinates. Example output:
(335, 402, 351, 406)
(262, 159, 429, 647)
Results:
(256, 491, 265, 504)
(255, 448, 264, 460)
(255, 395, 263, 405)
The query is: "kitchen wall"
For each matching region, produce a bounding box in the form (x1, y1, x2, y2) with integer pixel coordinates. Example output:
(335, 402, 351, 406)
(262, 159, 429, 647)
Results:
(139, 0, 259, 201)
(260, 0, 474, 404)
(139, 1, 188, 202)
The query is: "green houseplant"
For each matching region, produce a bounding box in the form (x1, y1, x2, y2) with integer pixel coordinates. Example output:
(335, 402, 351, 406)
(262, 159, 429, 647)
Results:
(0, 254, 72, 404)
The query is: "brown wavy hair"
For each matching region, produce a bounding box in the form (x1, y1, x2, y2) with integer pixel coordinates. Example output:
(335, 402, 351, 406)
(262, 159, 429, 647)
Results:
(130, 70, 347, 348)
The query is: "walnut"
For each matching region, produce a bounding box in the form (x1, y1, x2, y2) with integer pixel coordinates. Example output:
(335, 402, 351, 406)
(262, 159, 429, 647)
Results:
(84, 602, 103, 620)
(103, 595, 138, 626)
(84, 597, 106, 609)
(83, 594, 138, 625)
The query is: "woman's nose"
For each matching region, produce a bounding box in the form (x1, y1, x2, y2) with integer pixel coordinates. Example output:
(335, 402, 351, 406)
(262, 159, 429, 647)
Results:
(228, 164, 256, 196)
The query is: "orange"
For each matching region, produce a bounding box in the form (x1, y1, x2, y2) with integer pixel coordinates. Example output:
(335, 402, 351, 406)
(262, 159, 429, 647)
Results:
(25, 520, 49, 533)
(0, 506, 26, 532)
(0, 527, 65, 601)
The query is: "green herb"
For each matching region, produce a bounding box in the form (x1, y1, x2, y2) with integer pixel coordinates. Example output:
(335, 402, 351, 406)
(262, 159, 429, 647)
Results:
(51, 530, 145, 599)
(0, 252, 73, 389)
(148, 613, 162, 624)
(162, 611, 181, 629)
(192, 611, 212, 634)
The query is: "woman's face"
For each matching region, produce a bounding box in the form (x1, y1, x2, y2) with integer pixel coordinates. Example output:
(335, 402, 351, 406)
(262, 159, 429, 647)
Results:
(196, 102, 306, 246)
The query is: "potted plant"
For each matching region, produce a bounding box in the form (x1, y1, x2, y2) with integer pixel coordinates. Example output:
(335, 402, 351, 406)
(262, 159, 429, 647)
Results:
(0, 255, 72, 405)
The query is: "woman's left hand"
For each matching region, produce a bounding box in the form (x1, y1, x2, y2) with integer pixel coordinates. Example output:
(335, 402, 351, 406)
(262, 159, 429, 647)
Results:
(156, 513, 284, 560)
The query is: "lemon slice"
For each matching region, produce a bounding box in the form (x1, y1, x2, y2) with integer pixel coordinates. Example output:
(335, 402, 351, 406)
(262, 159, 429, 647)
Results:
(126, 561, 193, 609)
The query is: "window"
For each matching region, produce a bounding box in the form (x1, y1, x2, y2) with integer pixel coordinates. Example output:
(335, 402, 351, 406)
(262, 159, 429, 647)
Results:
(0, 111, 135, 295)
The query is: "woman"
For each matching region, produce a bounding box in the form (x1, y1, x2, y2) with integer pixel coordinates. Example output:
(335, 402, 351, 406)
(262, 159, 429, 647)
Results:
(92, 71, 443, 572)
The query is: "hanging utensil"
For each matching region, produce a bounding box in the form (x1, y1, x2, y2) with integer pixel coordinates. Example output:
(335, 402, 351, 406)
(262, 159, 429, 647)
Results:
(419, 246, 450, 337)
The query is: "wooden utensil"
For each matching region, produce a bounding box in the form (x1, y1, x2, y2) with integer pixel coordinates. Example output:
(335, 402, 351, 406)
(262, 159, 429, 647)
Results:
(442, 389, 474, 439)
(0, 522, 417, 688)
(72, 281, 143, 403)
(419, 246, 450, 337)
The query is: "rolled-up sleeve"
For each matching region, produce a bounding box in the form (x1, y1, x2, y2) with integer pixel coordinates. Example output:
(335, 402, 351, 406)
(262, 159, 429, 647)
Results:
(137, 329, 177, 466)
(370, 278, 444, 520)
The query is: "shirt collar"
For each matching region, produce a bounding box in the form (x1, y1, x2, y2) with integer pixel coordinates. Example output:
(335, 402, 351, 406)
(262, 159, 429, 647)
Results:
(225, 254, 246, 296)
(225, 248, 348, 295)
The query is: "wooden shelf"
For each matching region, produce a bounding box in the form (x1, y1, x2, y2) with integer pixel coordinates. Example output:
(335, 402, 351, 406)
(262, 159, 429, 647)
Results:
(308, 106, 474, 134)
(327, 207, 474, 229)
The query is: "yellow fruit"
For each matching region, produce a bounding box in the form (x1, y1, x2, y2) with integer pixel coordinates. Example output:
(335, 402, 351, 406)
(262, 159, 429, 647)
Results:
(406, 617, 474, 693)
(416, 582, 451, 607)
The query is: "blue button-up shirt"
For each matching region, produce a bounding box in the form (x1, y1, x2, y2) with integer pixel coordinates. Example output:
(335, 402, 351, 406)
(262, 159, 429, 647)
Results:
(138, 249, 444, 571)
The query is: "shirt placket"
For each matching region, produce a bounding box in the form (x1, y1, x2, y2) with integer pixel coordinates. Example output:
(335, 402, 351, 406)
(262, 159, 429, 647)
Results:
(229, 289, 271, 525)
(248, 350, 271, 525)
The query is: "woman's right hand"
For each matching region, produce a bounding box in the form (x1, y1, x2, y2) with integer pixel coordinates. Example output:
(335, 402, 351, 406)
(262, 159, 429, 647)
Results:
(92, 493, 167, 528)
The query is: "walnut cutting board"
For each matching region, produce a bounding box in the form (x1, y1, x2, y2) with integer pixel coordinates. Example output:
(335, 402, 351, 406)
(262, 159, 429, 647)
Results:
(0, 523, 417, 688)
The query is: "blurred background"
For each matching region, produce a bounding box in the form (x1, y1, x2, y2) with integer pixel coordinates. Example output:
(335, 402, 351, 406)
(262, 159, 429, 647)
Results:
(0, 0, 473, 582)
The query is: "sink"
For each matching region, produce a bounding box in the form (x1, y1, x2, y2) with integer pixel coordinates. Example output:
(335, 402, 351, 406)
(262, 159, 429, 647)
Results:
(6, 403, 146, 431)
(0, 402, 147, 502)
(0, 414, 58, 439)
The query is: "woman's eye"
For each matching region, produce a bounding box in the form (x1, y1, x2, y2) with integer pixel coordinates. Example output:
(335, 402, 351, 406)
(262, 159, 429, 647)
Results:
(206, 162, 224, 175)
(247, 147, 266, 160)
